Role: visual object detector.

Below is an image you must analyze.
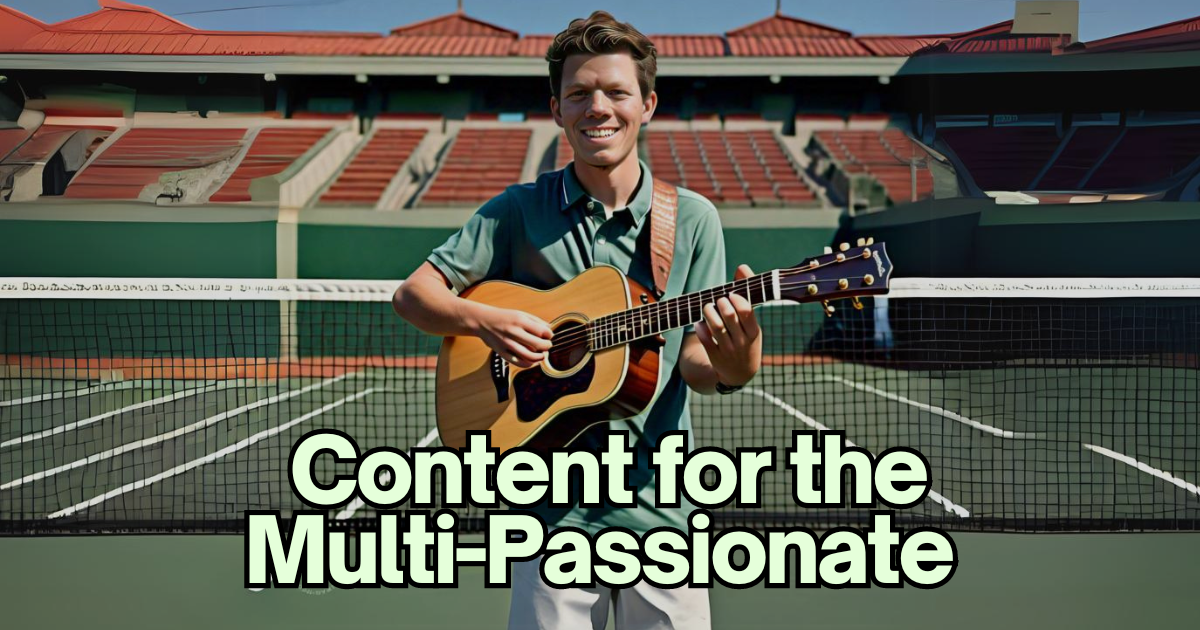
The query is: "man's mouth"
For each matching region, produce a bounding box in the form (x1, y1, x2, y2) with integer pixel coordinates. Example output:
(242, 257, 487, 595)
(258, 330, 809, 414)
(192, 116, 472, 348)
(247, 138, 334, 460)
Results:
(582, 128, 618, 139)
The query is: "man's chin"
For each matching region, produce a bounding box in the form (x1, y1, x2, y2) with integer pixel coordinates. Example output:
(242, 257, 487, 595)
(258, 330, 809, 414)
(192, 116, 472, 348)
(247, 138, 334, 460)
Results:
(574, 151, 633, 170)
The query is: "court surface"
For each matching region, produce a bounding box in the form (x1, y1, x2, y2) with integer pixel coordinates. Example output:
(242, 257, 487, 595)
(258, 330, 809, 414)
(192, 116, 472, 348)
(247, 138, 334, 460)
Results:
(4, 363, 1197, 528)
(3, 363, 1200, 628)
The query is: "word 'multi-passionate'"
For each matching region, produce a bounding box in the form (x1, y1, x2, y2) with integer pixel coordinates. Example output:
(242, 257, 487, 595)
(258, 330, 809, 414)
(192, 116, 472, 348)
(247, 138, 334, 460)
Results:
(245, 430, 958, 590)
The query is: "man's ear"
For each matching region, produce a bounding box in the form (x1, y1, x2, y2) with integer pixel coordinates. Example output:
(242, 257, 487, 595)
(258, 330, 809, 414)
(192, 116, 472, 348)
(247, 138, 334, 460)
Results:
(550, 96, 563, 128)
(641, 90, 658, 126)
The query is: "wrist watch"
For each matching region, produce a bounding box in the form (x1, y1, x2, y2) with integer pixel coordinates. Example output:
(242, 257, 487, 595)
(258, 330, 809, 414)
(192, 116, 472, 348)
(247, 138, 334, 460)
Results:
(715, 380, 743, 395)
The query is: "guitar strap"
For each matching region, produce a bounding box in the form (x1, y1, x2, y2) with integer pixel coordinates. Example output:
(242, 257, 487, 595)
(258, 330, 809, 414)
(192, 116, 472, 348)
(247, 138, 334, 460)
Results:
(648, 178, 678, 298)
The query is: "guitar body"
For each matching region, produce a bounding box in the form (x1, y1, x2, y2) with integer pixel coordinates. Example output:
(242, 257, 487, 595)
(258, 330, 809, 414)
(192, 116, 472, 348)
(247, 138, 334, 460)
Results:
(435, 265, 661, 452)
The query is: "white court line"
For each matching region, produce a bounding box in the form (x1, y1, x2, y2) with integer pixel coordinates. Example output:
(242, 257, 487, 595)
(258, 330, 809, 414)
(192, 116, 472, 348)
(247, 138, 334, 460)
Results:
(0, 381, 136, 408)
(820, 377, 1200, 497)
(744, 387, 970, 518)
(1, 380, 257, 449)
(1082, 444, 1200, 498)
(48, 388, 376, 519)
(0, 374, 353, 491)
(334, 427, 440, 521)
(820, 376, 1044, 439)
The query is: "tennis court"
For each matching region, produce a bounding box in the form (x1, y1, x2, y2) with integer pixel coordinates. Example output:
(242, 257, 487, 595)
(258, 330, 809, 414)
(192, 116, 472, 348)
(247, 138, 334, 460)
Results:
(4, 361, 1198, 532)
(3, 276, 1200, 628)
(2, 364, 1200, 629)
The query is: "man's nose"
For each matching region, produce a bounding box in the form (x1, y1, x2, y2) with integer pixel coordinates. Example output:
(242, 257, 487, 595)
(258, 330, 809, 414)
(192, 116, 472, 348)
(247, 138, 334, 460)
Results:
(586, 92, 612, 117)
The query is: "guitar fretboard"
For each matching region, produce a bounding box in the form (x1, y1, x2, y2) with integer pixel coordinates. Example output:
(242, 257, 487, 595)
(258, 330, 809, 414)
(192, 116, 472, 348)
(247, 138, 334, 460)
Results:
(587, 272, 777, 350)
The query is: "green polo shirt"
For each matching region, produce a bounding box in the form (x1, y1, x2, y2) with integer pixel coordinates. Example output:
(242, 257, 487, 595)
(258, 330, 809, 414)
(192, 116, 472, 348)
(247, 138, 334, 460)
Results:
(427, 160, 726, 535)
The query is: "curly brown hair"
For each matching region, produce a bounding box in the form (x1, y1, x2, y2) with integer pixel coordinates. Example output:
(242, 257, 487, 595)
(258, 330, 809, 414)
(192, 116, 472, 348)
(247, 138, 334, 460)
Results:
(545, 11, 657, 100)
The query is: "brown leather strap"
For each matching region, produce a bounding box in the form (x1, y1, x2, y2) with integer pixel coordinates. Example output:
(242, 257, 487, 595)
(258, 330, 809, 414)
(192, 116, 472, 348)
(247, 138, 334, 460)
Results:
(649, 178, 679, 298)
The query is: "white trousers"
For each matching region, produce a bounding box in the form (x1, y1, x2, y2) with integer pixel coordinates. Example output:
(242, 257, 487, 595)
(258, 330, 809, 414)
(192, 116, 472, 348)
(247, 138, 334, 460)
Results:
(507, 560, 712, 630)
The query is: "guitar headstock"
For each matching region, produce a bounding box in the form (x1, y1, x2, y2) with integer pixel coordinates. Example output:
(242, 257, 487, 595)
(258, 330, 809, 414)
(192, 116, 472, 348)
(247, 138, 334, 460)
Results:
(778, 238, 892, 314)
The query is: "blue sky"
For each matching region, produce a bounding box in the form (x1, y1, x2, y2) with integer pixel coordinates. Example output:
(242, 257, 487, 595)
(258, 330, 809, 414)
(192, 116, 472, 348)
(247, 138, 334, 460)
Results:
(6, 0, 1198, 42)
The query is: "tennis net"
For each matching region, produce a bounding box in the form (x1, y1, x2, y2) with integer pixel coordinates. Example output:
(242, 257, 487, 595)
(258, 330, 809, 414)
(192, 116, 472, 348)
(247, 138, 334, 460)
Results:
(2, 276, 1198, 534)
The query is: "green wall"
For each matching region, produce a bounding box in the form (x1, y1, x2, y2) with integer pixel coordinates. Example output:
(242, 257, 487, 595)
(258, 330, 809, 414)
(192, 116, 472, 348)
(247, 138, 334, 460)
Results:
(297, 225, 839, 281)
(298, 225, 456, 280)
(848, 200, 1200, 277)
(0, 221, 276, 278)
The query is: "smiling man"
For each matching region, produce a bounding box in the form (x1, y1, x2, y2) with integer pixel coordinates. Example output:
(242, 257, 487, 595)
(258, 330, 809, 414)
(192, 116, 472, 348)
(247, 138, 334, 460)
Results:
(392, 11, 762, 630)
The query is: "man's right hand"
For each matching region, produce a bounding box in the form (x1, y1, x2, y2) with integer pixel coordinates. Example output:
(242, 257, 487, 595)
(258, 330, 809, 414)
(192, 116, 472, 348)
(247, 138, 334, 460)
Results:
(471, 304, 554, 369)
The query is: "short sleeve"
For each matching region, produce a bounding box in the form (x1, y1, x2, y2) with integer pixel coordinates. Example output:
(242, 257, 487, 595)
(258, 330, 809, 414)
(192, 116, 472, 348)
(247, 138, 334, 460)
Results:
(426, 192, 512, 294)
(682, 203, 727, 334)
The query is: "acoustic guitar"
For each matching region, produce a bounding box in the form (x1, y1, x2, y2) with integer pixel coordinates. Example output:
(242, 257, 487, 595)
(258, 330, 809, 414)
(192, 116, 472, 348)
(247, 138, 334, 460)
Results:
(435, 240, 893, 452)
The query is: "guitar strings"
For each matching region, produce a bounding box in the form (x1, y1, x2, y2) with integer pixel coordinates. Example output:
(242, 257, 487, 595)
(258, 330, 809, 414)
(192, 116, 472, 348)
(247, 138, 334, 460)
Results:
(551, 255, 872, 352)
(541, 266, 880, 355)
(547, 267, 876, 354)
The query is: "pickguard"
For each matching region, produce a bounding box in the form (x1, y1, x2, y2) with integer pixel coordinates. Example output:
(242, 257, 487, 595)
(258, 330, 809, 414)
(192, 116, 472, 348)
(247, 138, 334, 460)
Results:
(513, 358, 596, 421)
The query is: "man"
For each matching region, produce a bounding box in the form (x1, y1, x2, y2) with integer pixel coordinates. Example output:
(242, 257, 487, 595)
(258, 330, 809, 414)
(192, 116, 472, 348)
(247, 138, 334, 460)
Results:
(392, 11, 762, 629)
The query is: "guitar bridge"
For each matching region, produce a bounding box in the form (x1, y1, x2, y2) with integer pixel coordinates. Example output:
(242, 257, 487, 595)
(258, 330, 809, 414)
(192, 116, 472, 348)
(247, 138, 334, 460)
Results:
(490, 352, 510, 403)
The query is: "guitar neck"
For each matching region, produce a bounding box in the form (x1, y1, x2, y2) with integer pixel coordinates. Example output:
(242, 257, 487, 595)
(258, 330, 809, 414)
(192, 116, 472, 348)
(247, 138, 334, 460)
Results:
(587, 271, 779, 350)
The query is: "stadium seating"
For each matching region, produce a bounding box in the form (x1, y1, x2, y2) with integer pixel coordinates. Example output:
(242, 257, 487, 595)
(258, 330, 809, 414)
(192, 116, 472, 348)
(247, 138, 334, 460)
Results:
(0, 126, 32, 162)
(418, 127, 531, 206)
(808, 127, 935, 204)
(209, 126, 332, 203)
(644, 129, 815, 207)
(319, 127, 429, 206)
(1085, 124, 1200, 189)
(926, 118, 1200, 195)
(555, 132, 574, 170)
(2, 123, 115, 197)
(1035, 125, 1123, 189)
(64, 127, 248, 201)
(937, 125, 1061, 191)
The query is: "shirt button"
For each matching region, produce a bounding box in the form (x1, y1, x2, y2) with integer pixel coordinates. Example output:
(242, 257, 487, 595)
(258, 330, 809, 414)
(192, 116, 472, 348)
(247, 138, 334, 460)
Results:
(586, 201, 595, 211)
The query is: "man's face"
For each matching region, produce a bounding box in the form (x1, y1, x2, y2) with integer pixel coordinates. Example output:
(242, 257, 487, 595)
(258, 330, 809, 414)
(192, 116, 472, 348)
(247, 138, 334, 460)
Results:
(551, 52, 656, 169)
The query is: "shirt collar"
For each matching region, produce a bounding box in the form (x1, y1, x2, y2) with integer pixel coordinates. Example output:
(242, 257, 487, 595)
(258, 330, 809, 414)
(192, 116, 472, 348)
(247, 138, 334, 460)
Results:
(560, 160, 654, 227)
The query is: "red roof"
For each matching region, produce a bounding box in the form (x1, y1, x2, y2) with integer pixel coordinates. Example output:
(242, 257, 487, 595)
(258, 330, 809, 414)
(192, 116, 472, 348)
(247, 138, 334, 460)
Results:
(389, 10, 517, 38)
(728, 36, 870, 57)
(18, 31, 377, 56)
(512, 34, 725, 58)
(1075, 15, 1200, 53)
(10, 0, 379, 56)
(1, 2, 1190, 59)
(856, 36, 950, 56)
(51, 0, 191, 33)
(651, 35, 727, 57)
(366, 35, 513, 57)
(512, 35, 551, 57)
(0, 5, 46, 48)
(727, 13, 851, 38)
(1083, 15, 1200, 47)
(915, 20, 1072, 55)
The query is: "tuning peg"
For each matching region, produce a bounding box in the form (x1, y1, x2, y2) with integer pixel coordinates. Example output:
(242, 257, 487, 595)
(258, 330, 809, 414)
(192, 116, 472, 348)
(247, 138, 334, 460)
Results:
(806, 284, 818, 296)
(837, 278, 849, 290)
(835, 253, 846, 262)
(838, 242, 850, 252)
(852, 297, 864, 310)
(823, 246, 833, 255)
(866, 237, 874, 245)
(863, 274, 875, 286)
(821, 301, 836, 317)
(856, 238, 865, 247)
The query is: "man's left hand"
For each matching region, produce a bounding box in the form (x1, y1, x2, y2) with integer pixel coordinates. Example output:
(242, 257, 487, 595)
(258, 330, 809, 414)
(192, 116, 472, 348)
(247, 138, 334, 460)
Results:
(695, 264, 763, 387)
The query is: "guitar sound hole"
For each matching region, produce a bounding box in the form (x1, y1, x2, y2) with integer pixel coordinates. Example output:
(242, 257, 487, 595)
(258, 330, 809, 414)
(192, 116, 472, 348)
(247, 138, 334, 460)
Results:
(548, 320, 589, 372)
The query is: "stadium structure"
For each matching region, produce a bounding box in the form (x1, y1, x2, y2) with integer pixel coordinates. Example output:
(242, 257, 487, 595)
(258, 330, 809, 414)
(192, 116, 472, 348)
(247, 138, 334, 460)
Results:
(1, 0, 1199, 280)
